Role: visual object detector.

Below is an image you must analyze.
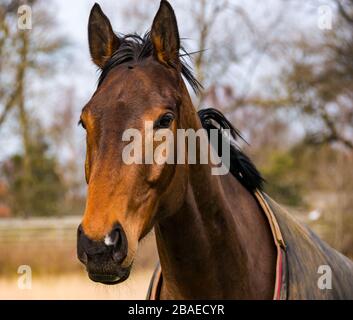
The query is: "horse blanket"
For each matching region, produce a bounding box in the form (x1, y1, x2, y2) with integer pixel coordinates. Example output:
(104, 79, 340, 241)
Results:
(147, 191, 353, 300)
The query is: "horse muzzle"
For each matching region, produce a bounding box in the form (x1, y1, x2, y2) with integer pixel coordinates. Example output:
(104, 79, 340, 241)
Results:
(77, 223, 131, 284)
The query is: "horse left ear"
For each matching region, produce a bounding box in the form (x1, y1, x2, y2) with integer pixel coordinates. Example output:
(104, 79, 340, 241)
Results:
(88, 3, 120, 69)
(151, 0, 180, 68)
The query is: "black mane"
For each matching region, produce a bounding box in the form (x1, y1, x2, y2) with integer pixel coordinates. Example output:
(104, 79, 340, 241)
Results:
(98, 32, 202, 94)
(198, 108, 265, 192)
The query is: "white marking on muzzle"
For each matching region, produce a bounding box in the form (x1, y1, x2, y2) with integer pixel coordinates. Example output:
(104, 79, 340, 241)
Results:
(104, 234, 114, 246)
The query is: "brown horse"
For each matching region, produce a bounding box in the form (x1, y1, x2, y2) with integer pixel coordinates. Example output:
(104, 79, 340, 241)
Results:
(77, 1, 353, 299)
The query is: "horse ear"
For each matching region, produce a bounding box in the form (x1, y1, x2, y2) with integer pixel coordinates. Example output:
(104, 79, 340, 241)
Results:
(151, 0, 180, 68)
(88, 3, 120, 69)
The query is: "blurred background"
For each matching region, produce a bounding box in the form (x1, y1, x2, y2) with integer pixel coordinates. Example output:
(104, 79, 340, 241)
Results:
(0, 0, 352, 299)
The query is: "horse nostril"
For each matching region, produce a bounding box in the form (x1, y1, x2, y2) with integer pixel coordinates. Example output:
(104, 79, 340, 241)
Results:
(106, 224, 128, 263)
(77, 224, 107, 257)
(77, 223, 128, 264)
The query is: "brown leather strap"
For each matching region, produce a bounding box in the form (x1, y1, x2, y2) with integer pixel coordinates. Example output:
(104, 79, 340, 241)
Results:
(146, 263, 162, 300)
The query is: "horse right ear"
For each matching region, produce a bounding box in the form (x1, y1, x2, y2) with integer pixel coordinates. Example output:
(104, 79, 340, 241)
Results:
(151, 0, 180, 68)
(88, 3, 120, 69)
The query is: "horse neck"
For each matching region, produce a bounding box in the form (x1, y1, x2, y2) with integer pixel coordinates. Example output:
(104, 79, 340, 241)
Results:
(154, 98, 276, 299)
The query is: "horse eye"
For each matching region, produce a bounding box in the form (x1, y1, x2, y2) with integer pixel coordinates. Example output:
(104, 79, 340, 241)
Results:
(154, 113, 174, 129)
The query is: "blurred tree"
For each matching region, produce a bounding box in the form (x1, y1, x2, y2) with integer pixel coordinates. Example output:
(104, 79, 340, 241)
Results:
(261, 0, 353, 150)
(2, 127, 65, 217)
(0, 0, 67, 216)
(299, 143, 353, 258)
(48, 87, 86, 216)
(237, 0, 353, 220)
(261, 150, 303, 206)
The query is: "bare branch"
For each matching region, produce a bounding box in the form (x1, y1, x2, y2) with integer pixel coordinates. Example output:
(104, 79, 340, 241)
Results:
(336, 0, 353, 25)
(0, 88, 18, 127)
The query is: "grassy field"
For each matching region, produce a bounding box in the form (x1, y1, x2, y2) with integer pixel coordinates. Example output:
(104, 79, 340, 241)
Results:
(0, 271, 154, 300)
